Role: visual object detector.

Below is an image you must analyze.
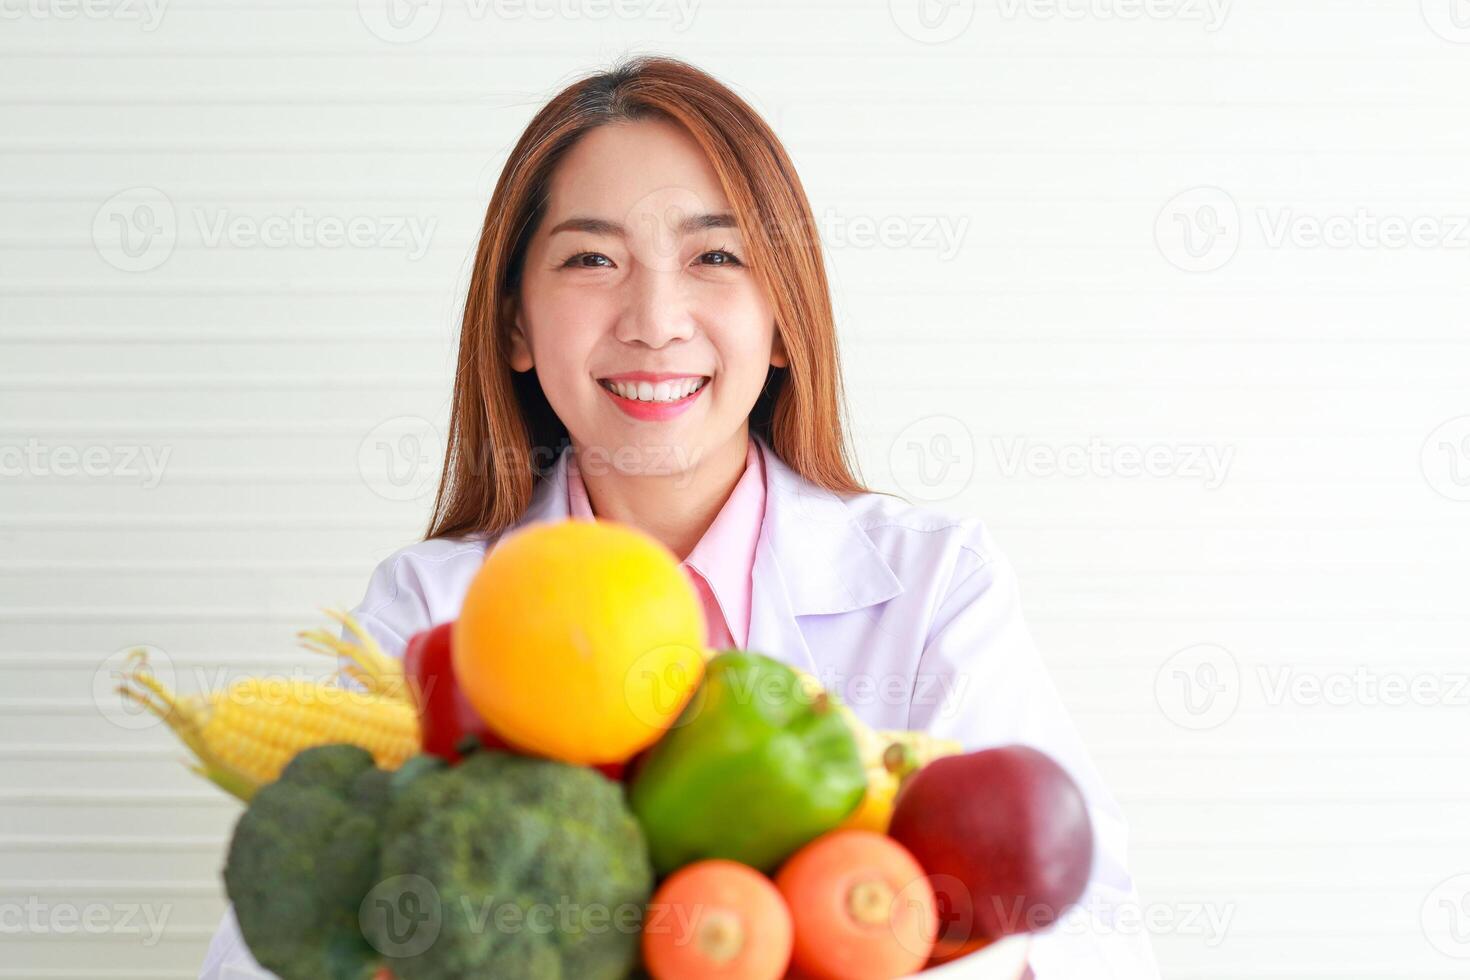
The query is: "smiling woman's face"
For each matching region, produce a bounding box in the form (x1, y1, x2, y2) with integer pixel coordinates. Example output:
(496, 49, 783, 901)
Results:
(507, 117, 785, 476)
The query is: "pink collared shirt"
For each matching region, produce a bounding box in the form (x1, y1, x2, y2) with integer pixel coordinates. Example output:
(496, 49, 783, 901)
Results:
(565, 436, 765, 653)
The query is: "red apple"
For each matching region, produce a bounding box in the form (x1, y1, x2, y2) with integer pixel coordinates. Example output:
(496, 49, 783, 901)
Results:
(888, 745, 1093, 944)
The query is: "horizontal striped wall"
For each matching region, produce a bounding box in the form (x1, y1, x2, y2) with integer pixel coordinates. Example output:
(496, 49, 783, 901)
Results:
(3, 2, 1470, 976)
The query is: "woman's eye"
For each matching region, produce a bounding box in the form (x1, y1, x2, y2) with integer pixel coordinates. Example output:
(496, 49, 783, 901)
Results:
(697, 248, 744, 267)
(561, 248, 742, 269)
(561, 252, 613, 269)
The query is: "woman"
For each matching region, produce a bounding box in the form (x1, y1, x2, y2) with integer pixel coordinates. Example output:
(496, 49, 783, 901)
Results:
(202, 55, 1158, 978)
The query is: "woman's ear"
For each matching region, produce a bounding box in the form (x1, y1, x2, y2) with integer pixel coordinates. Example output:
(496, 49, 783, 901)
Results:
(504, 298, 534, 373)
(770, 326, 789, 369)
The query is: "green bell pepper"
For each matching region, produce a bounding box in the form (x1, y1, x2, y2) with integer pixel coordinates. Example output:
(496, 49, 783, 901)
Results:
(628, 649, 867, 875)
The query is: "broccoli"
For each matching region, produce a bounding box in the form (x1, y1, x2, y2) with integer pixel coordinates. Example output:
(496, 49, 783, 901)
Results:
(223, 744, 443, 980)
(368, 749, 654, 980)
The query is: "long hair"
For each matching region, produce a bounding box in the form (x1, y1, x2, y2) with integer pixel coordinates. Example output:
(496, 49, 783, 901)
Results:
(427, 54, 873, 540)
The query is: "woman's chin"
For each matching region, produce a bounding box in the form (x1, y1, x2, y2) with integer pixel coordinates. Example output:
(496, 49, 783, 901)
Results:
(573, 435, 703, 480)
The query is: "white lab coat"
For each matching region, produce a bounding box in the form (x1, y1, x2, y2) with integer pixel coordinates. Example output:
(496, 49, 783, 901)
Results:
(199, 433, 1160, 978)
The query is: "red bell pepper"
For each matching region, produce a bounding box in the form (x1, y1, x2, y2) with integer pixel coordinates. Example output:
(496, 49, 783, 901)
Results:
(403, 621, 504, 763)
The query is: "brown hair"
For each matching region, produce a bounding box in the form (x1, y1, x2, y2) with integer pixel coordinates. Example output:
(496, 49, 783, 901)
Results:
(426, 54, 873, 541)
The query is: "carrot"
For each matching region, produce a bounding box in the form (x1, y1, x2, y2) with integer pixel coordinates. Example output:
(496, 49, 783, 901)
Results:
(774, 830, 937, 980)
(642, 859, 793, 980)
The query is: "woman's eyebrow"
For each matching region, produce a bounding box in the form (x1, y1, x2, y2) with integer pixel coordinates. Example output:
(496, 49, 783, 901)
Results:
(548, 212, 738, 238)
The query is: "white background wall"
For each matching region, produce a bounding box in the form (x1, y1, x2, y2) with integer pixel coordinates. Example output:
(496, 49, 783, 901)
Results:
(4, 2, 1470, 977)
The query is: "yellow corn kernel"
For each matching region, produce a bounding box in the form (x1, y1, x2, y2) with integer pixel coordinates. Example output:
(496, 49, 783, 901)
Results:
(205, 678, 418, 776)
(117, 648, 419, 803)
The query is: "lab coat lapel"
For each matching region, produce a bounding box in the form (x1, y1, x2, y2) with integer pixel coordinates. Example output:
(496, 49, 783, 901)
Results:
(745, 526, 820, 673)
(746, 434, 904, 674)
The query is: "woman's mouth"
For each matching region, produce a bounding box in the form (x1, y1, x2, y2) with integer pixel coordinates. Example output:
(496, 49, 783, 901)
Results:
(596, 375, 710, 421)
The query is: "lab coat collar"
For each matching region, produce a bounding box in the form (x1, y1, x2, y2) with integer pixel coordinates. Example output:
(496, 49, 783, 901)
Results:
(747, 432, 903, 614)
(505, 432, 903, 672)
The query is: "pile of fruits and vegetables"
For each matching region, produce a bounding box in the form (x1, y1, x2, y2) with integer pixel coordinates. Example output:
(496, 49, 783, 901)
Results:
(119, 519, 1096, 980)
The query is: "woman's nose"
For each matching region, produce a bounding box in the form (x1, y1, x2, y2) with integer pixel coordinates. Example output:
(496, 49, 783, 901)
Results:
(614, 264, 696, 349)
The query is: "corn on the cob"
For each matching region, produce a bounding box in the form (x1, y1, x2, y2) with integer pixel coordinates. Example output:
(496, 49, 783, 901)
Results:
(116, 612, 419, 803)
(295, 607, 412, 702)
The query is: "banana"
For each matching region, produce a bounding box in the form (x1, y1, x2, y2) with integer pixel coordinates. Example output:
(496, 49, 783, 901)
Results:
(791, 666, 963, 833)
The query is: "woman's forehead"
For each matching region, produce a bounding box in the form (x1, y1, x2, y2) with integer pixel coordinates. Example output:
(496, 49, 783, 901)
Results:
(543, 121, 734, 228)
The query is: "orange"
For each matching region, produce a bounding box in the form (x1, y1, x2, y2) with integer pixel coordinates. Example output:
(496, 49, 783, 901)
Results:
(452, 518, 706, 765)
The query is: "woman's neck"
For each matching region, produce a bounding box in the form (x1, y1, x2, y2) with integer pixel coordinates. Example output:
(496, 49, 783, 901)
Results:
(571, 428, 751, 561)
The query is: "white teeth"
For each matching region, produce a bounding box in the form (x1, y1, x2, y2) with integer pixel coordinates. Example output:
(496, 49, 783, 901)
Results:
(602, 377, 707, 403)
